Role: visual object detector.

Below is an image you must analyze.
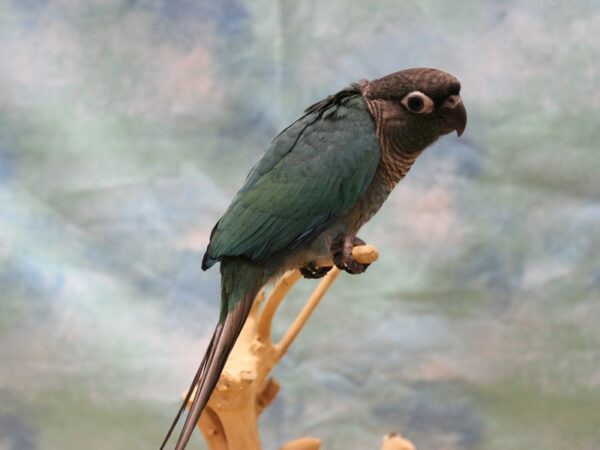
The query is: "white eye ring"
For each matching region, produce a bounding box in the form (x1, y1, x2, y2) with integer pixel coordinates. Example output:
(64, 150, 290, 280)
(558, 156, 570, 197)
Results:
(401, 91, 434, 114)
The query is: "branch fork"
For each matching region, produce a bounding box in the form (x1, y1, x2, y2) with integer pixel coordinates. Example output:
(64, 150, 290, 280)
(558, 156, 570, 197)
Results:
(185, 245, 415, 450)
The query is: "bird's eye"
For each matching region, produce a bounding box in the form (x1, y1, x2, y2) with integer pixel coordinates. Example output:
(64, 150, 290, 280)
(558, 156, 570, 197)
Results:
(401, 91, 434, 114)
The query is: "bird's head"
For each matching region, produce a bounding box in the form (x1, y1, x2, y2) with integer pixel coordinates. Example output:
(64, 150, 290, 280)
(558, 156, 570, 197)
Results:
(361, 68, 467, 151)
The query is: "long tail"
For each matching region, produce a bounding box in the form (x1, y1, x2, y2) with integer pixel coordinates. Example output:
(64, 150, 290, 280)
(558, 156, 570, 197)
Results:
(160, 259, 267, 450)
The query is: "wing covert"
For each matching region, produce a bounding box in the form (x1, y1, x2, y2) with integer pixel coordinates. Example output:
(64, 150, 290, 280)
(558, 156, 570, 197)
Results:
(202, 93, 380, 269)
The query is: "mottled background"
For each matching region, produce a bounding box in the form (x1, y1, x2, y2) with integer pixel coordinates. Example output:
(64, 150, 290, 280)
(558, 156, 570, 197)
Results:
(1, 1, 599, 449)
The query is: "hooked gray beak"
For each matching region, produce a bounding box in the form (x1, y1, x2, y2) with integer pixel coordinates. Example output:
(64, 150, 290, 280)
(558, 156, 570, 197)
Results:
(437, 95, 467, 137)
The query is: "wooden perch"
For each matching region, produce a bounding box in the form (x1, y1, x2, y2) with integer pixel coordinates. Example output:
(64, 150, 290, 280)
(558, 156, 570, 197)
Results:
(186, 245, 416, 450)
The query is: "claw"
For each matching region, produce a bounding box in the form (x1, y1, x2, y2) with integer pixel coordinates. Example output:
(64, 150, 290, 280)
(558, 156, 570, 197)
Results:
(331, 234, 370, 275)
(300, 262, 333, 279)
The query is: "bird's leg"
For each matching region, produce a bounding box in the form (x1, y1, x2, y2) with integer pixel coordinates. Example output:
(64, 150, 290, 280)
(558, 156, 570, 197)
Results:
(331, 234, 371, 275)
(300, 262, 333, 279)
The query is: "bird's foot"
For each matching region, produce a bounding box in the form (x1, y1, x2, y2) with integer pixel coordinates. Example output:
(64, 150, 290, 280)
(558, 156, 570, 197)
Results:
(300, 262, 333, 279)
(331, 234, 370, 275)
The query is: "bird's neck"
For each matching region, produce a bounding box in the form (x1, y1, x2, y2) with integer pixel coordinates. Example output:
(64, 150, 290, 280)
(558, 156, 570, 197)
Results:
(363, 98, 424, 191)
(343, 96, 426, 233)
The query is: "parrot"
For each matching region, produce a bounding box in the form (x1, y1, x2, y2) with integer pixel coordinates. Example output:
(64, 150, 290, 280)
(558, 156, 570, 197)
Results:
(161, 67, 467, 449)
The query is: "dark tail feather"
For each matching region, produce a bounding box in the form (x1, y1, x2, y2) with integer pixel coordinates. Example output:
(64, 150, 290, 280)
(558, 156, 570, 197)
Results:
(161, 290, 256, 450)
(175, 293, 255, 449)
(160, 259, 266, 449)
(159, 325, 222, 450)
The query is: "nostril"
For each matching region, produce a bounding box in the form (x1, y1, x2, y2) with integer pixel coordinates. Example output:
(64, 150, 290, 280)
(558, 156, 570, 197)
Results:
(444, 95, 462, 108)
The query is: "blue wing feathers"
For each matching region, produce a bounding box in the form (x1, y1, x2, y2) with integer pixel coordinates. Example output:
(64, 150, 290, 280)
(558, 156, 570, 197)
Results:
(202, 91, 380, 268)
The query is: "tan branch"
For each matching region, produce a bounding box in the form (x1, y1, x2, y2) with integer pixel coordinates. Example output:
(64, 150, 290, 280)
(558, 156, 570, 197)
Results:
(186, 244, 415, 450)
(257, 270, 302, 342)
(274, 245, 379, 361)
(198, 406, 227, 450)
(381, 433, 415, 450)
(279, 437, 321, 450)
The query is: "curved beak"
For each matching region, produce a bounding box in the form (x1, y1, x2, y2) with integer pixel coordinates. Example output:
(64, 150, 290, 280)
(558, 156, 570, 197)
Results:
(437, 95, 467, 137)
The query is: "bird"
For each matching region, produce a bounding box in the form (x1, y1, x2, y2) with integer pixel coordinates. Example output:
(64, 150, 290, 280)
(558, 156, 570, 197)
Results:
(160, 67, 467, 449)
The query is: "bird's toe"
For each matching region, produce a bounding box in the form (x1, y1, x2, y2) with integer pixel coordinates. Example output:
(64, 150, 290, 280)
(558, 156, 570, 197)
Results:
(300, 262, 332, 279)
(331, 234, 370, 275)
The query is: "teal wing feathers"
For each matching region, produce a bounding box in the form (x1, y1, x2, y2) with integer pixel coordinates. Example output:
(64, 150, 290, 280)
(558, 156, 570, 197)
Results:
(202, 92, 380, 269)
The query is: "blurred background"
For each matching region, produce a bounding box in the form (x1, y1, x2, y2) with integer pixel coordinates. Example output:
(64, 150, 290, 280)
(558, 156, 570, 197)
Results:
(1, 1, 599, 449)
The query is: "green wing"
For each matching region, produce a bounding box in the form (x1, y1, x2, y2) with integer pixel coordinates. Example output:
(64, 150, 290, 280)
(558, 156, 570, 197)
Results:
(202, 92, 380, 269)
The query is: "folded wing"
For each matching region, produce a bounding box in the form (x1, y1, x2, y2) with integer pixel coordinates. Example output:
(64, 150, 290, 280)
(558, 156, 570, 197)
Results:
(203, 92, 380, 269)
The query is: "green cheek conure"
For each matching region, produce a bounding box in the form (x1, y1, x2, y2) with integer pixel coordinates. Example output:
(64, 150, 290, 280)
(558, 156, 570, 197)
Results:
(162, 67, 467, 450)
